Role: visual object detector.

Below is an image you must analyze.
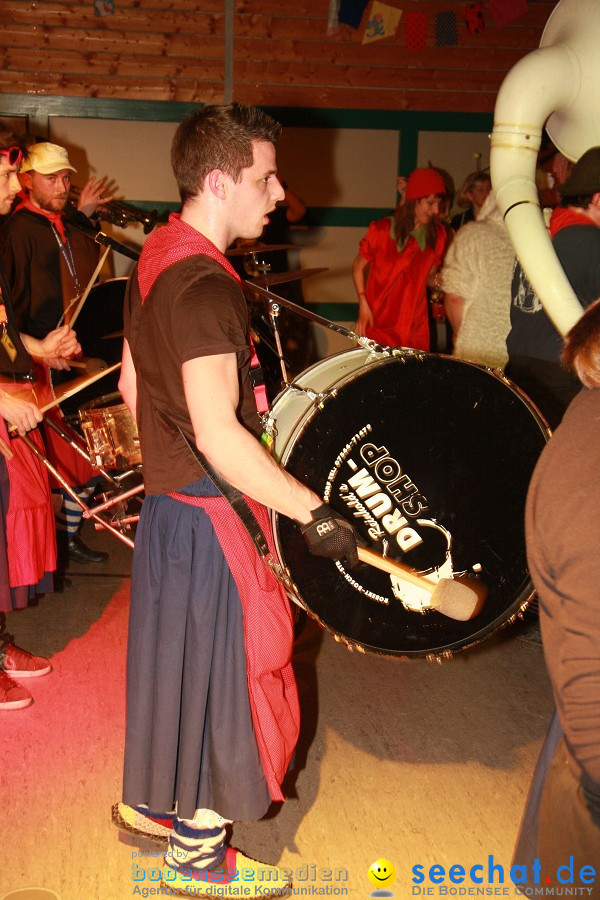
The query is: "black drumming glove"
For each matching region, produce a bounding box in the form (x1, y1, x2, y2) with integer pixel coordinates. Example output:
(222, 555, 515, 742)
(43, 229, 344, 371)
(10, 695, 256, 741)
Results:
(300, 504, 359, 569)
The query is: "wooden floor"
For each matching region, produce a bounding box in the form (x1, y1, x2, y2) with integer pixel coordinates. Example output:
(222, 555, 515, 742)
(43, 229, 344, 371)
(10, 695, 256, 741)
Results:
(1, 523, 553, 900)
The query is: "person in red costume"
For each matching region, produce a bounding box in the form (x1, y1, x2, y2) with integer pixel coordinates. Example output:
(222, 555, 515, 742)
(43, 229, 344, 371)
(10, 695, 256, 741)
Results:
(352, 167, 448, 351)
(0, 123, 81, 710)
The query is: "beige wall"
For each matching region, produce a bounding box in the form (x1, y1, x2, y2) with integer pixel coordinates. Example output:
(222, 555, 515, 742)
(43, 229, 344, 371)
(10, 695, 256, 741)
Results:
(34, 116, 491, 339)
(277, 127, 400, 209)
(49, 118, 180, 203)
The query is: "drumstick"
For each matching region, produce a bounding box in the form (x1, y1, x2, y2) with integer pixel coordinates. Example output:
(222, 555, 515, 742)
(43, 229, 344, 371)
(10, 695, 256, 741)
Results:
(356, 546, 487, 621)
(3, 364, 122, 438)
(0, 436, 13, 460)
(0, 387, 23, 459)
(65, 246, 111, 328)
(39, 362, 121, 414)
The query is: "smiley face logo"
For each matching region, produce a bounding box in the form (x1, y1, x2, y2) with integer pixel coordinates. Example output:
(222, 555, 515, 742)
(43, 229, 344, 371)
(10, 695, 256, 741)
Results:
(368, 858, 396, 890)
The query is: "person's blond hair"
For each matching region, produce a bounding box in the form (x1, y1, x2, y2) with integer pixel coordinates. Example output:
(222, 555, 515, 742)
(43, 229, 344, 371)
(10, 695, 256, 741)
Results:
(562, 298, 600, 388)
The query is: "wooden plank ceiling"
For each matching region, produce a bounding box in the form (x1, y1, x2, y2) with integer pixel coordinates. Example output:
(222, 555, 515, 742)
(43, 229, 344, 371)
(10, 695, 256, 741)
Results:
(1, 0, 558, 111)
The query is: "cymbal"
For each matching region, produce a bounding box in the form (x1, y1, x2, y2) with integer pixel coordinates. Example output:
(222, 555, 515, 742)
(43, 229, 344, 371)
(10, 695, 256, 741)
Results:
(39, 363, 122, 414)
(245, 267, 328, 286)
(226, 242, 296, 257)
(102, 330, 124, 340)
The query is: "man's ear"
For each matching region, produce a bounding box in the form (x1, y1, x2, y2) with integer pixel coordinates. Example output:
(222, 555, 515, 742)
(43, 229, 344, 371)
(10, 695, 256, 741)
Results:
(20, 171, 33, 191)
(206, 168, 227, 199)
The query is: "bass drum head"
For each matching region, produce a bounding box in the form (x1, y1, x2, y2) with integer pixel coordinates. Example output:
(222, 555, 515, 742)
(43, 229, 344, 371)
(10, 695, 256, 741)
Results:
(273, 351, 549, 659)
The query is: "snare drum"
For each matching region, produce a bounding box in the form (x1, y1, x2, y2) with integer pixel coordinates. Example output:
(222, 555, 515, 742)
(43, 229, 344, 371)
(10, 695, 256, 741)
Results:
(79, 392, 141, 470)
(267, 348, 549, 659)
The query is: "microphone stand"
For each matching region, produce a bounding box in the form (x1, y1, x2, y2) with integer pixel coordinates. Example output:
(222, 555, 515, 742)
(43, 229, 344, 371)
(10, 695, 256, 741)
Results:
(93, 229, 140, 262)
(69, 218, 140, 262)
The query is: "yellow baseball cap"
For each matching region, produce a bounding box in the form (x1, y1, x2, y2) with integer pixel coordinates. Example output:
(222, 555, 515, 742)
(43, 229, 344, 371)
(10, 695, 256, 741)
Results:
(20, 142, 77, 175)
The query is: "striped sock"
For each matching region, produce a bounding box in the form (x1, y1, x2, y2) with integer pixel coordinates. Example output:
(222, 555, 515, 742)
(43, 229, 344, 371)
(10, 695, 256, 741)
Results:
(165, 818, 228, 876)
(55, 484, 95, 537)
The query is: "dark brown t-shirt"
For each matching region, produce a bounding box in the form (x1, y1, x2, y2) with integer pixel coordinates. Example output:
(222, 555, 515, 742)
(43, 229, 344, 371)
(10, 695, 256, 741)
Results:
(125, 255, 262, 494)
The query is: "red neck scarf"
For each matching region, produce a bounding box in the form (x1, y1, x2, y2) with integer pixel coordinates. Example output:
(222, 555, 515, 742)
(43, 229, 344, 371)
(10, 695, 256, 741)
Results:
(138, 213, 269, 412)
(138, 213, 240, 303)
(19, 196, 67, 242)
(549, 206, 597, 238)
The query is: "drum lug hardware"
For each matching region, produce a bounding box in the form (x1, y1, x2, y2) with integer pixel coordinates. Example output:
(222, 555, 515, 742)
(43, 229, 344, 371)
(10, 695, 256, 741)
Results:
(260, 412, 278, 442)
(354, 336, 386, 355)
(266, 556, 301, 600)
(426, 652, 451, 664)
(295, 386, 328, 404)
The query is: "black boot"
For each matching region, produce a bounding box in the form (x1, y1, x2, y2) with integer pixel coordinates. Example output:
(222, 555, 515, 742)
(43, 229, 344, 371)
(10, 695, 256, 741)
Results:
(67, 535, 109, 565)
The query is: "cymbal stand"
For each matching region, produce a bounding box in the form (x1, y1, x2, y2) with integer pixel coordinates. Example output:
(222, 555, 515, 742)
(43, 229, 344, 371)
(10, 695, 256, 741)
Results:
(244, 281, 388, 356)
(243, 253, 290, 387)
(16, 432, 135, 549)
(83, 480, 144, 533)
(264, 298, 289, 387)
(82, 481, 144, 519)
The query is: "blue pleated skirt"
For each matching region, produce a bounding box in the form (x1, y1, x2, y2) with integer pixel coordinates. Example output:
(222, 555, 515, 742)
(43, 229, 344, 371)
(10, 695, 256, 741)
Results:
(122, 478, 270, 822)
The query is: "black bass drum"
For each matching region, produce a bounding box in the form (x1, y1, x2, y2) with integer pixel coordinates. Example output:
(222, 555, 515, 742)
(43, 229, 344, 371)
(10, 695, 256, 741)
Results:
(267, 348, 549, 659)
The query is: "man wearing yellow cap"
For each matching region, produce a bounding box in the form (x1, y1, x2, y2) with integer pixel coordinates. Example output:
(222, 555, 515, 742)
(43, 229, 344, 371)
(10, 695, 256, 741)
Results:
(0, 142, 106, 341)
(0, 141, 111, 568)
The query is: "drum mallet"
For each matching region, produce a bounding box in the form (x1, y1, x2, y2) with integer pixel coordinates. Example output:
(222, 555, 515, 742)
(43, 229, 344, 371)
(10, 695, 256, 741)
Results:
(356, 546, 487, 621)
(67, 357, 110, 374)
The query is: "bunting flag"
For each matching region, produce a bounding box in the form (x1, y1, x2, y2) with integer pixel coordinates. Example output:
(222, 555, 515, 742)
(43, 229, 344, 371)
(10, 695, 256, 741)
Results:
(363, 1, 403, 44)
(435, 11, 458, 46)
(94, 0, 113, 13)
(464, 2, 485, 34)
(404, 11, 427, 50)
(489, 0, 528, 26)
(338, 0, 370, 28)
(327, 0, 341, 34)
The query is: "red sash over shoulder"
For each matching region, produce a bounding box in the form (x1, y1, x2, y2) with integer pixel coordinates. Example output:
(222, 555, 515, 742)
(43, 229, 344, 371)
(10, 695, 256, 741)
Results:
(168, 491, 300, 802)
(139, 214, 268, 412)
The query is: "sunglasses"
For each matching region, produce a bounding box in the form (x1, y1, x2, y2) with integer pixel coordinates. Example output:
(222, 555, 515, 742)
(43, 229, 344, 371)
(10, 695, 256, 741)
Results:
(0, 146, 23, 167)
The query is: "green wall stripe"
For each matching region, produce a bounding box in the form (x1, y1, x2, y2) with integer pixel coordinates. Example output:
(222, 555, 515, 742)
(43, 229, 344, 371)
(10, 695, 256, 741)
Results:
(0, 93, 199, 123)
(311, 303, 357, 321)
(0, 93, 493, 132)
(300, 207, 390, 227)
(126, 202, 391, 229)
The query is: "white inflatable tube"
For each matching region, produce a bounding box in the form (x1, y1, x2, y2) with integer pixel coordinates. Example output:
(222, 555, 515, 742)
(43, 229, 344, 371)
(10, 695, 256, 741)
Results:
(490, 0, 600, 337)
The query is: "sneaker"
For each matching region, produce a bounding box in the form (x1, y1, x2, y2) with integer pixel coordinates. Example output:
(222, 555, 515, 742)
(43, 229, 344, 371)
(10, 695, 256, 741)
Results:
(161, 846, 292, 898)
(0, 669, 33, 710)
(1, 642, 52, 678)
(111, 802, 173, 846)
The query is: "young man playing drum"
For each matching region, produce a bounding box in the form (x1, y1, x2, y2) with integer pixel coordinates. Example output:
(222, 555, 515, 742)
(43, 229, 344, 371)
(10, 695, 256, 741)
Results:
(116, 102, 358, 897)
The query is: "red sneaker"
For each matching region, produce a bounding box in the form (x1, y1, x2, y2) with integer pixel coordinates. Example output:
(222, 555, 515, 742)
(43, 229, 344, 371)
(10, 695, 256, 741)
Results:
(0, 669, 33, 710)
(1, 642, 52, 678)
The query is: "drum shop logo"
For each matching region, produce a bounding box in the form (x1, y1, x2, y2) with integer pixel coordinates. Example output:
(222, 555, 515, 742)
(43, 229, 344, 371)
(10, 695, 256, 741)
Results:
(323, 424, 454, 611)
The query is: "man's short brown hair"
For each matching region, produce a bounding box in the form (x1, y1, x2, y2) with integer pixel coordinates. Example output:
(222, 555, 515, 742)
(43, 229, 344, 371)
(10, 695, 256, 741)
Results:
(171, 102, 282, 204)
(562, 298, 600, 388)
